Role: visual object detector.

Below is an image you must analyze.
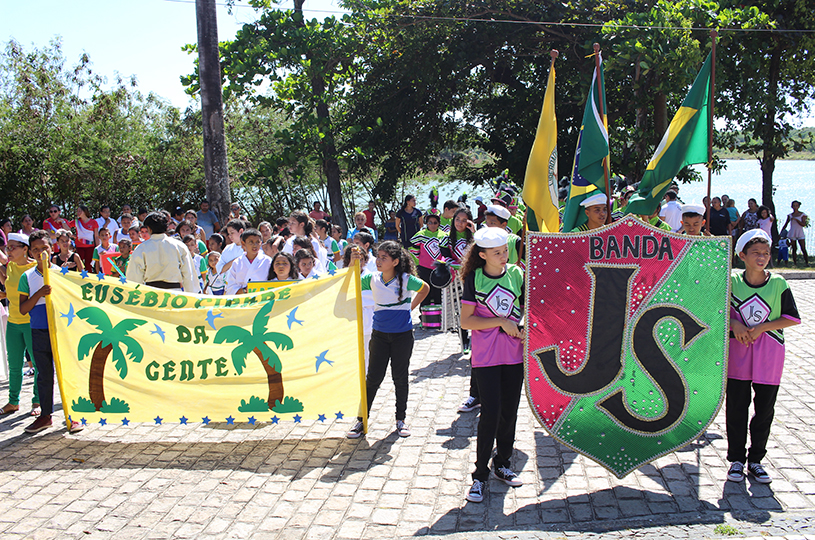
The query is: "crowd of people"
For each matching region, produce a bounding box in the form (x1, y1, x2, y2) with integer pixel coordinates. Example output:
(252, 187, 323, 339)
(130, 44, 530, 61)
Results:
(0, 180, 804, 502)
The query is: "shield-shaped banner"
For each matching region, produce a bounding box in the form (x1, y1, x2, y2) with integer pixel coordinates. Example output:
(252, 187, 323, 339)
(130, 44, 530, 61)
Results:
(525, 216, 731, 477)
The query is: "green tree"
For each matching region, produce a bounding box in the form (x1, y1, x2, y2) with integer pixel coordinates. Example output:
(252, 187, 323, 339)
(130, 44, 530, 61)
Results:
(214, 302, 294, 409)
(76, 306, 146, 411)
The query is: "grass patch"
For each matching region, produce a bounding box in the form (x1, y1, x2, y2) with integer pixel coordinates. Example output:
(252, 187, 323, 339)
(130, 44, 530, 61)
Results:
(238, 396, 269, 412)
(271, 396, 304, 413)
(713, 524, 741, 536)
(71, 397, 97, 412)
(100, 397, 130, 413)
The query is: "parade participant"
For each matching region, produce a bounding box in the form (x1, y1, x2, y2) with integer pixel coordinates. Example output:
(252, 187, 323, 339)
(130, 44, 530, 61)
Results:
(18, 215, 37, 236)
(203, 252, 227, 295)
(780, 201, 808, 266)
(395, 194, 423, 248)
(262, 237, 276, 258)
(110, 238, 132, 276)
(176, 220, 208, 257)
(127, 226, 141, 246)
(680, 204, 707, 236)
(353, 231, 378, 274)
(139, 225, 151, 242)
(126, 212, 200, 293)
(294, 249, 321, 280)
(570, 193, 609, 232)
(440, 208, 478, 411)
(42, 205, 73, 246)
(484, 205, 523, 264)
(196, 200, 220, 240)
(258, 221, 274, 243)
(215, 219, 246, 274)
(91, 228, 118, 274)
(208, 233, 225, 254)
(267, 252, 299, 281)
(96, 205, 120, 236)
(331, 225, 348, 255)
(491, 193, 523, 235)
(459, 227, 525, 502)
(292, 235, 333, 274)
(1, 218, 13, 240)
(409, 214, 446, 308)
(182, 235, 206, 289)
(170, 207, 184, 226)
(112, 213, 135, 244)
(0, 233, 39, 416)
(315, 219, 341, 263)
(184, 210, 207, 243)
(75, 205, 99, 269)
(474, 196, 487, 226)
(117, 204, 137, 228)
(283, 211, 326, 266)
(51, 230, 84, 273)
(757, 206, 774, 236)
(346, 241, 429, 439)
(348, 211, 378, 242)
(440, 200, 459, 232)
(19, 231, 82, 433)
(726, 229, 800, 484)
(226, 229, 272, 295)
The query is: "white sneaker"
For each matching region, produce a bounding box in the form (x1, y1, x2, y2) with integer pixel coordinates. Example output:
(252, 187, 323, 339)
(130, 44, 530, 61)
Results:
(396, 420, 411, 437)
(458, 396, 481, 412)
(346, 420, 364, 439)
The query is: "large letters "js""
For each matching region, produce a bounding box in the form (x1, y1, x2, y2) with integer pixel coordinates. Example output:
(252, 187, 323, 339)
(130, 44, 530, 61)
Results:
(533, 266, 706, 434)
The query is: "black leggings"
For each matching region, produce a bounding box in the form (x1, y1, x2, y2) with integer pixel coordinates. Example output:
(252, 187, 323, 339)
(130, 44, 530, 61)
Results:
(363, 329, 414, 422)
(472, 363, 524, 481)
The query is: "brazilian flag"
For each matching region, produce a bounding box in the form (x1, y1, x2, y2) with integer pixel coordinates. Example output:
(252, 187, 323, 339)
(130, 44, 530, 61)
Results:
(626, 52, 712, 216)
(561, 53, 609, 233)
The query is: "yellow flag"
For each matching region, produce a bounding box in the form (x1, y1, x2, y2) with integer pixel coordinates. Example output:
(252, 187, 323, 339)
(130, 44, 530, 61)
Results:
(45, 267, 365, 426)
(523, 57, 559, 233)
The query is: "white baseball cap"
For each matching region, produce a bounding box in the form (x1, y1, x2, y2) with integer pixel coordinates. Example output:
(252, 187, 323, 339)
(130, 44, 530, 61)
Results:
(485, 204, 512, 221)
(735, 228, 771, 254)
(580, 193, 608, 207)
(474, 226, 509, 248)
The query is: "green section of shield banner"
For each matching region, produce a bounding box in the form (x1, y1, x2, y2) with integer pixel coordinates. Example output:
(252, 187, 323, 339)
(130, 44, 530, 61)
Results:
(553, 240, 730, 477)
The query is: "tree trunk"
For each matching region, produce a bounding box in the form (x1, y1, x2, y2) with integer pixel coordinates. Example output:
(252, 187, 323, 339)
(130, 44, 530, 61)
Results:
(254, 348, 284, 409)
(196, 0, 231, 224)
(294, 0, 348, 232)
(761, 41, 782, 241)
(89, 343, 113, 411)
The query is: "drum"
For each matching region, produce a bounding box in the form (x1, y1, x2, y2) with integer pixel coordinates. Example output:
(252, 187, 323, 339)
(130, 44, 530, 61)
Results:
(420, 304, 442, 329)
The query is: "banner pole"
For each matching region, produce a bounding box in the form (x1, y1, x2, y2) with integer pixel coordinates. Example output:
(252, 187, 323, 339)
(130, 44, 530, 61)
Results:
(705, 30, 718, 233)
(593, 43, 613, 223)
(42, 253, 71, 430)
(354, 259, 368, 434)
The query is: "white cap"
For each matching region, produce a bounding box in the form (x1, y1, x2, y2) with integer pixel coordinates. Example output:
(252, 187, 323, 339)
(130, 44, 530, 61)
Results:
(474, 226, 509, 248)
(735, 229, 771, 254)
(7, 233, 29, 246)
(580, 193, 608, 207)
(475, 196, 483, 202)
(485, 204, 511, 221)
(682, 204, 706, 216)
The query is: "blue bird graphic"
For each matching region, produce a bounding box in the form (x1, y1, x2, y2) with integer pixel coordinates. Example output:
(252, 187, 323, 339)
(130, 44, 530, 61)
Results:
(206, 309, 223, 330)
(287, 307, 304, 330)
(60, 304, 76, 326)
(150, 324, 166, 343)
(315, 350, 333, 372)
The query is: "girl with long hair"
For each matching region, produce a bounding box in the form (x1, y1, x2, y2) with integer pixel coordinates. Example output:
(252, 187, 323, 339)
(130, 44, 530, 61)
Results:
(346, 241, 428, 439)
(459, 227, 525, 503)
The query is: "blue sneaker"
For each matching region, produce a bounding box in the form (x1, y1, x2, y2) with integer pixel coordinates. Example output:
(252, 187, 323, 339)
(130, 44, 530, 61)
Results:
(466, 479, 484, 502)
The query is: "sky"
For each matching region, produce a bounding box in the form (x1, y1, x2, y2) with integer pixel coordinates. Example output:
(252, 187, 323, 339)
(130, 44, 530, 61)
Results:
(1, 0, 347, 109)
(2, 1, 813, 126)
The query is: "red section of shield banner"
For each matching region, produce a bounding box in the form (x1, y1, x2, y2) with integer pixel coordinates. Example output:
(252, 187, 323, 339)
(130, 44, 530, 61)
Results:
(525, 219, 687, 428)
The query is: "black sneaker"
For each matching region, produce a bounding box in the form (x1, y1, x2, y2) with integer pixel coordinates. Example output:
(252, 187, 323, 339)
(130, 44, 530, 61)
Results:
(727, 461, 745, 482)
(346, 421, 364, 439)
(493, 466, 523, 487)
(458, 396, 481, 412)
(466, 479, 484, 502)
(747, 462, 772, 484)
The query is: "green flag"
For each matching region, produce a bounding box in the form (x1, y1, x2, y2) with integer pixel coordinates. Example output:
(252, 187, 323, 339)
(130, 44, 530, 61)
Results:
(626, 52, 712, 217)
(561, 53, 610, 232)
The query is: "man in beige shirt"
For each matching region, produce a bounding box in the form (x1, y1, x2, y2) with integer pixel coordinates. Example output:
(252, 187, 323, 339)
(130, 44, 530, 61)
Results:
(126, 212, 200, 293)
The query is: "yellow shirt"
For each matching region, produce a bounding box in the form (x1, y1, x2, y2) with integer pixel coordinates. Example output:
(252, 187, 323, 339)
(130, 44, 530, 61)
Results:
(6, 260, 37, 324)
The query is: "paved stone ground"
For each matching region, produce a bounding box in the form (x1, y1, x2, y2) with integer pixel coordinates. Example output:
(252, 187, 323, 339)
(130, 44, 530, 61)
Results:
(0, 281, 813, 540)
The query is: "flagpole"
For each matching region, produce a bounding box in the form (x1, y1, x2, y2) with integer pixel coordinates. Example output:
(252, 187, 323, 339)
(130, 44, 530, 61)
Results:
(706, 30, 717, 233)
(594, 43, 613, 223)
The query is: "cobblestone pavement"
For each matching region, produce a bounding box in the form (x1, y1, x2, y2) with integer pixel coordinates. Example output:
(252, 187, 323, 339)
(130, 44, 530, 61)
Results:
(0, 281, 813, 540)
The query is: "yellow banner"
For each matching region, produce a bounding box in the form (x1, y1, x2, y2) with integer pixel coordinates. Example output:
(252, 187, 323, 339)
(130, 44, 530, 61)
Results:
(246, 280, 299, 293)
(45, 266, 365, 427)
